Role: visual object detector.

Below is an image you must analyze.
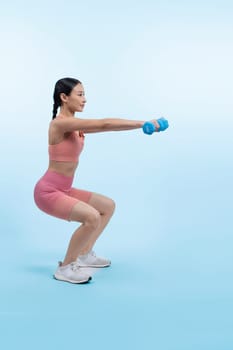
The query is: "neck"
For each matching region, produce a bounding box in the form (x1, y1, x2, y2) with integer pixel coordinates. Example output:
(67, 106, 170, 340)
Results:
(59, 106, 75, 118)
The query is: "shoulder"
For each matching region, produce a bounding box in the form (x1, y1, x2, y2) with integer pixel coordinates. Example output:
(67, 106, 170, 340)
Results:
(49, 116, 70, 130)
(50, 115, 82, 133)
(48, 118, 65, 139)
(49, 118, 60, 132)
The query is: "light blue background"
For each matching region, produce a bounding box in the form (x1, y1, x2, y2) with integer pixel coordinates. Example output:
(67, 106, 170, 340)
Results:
(0, 0, 232, 349)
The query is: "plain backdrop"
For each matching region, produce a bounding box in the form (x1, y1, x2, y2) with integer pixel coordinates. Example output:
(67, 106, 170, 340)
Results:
(0, 1, 232, 349)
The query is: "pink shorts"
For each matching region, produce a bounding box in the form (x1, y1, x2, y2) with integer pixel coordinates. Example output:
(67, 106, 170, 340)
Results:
(34, 170, 92, 221)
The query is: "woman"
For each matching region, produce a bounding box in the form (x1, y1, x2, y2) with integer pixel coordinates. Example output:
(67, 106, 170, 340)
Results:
(34, 77, 166, 284)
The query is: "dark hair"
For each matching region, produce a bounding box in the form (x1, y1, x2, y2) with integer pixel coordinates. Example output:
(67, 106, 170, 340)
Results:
(52, 77, 82, 119)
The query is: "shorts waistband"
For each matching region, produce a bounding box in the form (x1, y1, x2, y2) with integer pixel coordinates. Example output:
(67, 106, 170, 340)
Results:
(41, 170, 74, 190)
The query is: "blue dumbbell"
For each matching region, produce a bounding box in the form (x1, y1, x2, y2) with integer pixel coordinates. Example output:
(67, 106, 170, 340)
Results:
(142, 118, 169, 135)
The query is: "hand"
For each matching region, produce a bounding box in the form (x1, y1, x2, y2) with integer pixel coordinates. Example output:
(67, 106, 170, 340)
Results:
(150, 119, 161, 132)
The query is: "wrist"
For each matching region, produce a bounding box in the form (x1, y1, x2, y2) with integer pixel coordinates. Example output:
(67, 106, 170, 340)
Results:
(137, 121, 145, 128)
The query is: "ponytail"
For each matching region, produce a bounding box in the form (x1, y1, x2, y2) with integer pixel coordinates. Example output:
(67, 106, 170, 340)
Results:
(52, 101, 59, 119)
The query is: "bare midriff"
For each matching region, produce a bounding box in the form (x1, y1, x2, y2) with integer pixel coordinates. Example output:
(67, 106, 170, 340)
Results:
(48, 160, 79, 177)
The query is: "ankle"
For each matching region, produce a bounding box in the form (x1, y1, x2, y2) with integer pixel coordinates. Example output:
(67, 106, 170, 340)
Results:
(60, 260, 72, 267)
(79, 250, 91, 256)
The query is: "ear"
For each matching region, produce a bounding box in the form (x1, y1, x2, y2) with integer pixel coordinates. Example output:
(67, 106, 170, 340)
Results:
(60, 93, 68, 103)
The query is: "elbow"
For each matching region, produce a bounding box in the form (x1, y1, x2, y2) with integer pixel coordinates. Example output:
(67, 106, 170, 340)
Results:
(102, 120, 112, 131)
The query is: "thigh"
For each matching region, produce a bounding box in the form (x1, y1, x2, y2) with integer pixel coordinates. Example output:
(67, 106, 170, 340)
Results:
(69, 187, 92, 203)
(69, 200, 100, 223)
(34, 171, 78, 220)
(87, 192, 115, 215)
(34, 188, 79, 221)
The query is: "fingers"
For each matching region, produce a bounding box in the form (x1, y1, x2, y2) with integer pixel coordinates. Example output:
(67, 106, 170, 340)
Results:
(153, 120, 160, 131)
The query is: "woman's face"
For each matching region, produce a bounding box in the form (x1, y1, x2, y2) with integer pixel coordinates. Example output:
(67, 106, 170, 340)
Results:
(61, 83, 86, 112)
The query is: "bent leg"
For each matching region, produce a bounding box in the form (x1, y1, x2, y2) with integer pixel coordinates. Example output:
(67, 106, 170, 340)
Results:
(62, 201, 101, 266)
(79, 192, 116, 254)
(62, 190, 115, 265)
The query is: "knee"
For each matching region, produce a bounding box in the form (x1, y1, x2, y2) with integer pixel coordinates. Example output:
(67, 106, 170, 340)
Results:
(106, 198, 116, 216)
(85, 210, 101, 230)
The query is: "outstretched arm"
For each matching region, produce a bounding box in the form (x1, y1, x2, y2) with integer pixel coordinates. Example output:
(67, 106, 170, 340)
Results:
(78, 118, 145, 133)
(53, 117, 161, 134)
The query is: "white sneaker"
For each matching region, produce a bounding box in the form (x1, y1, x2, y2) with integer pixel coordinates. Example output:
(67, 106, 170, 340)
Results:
(77, 250, 111, 268)
(54, 261, 92, 284)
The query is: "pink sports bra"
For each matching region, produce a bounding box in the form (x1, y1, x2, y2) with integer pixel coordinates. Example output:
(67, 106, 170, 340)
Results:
(49, 131, 85, 162)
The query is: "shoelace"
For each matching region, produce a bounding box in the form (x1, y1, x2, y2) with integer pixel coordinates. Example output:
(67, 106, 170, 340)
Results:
(70, 262, 81, 271)
(58, 261, 85, 271)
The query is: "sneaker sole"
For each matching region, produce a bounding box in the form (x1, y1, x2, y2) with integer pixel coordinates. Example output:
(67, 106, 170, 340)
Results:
(53, 274, 92, 284)
(78, 263, 111, 268)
